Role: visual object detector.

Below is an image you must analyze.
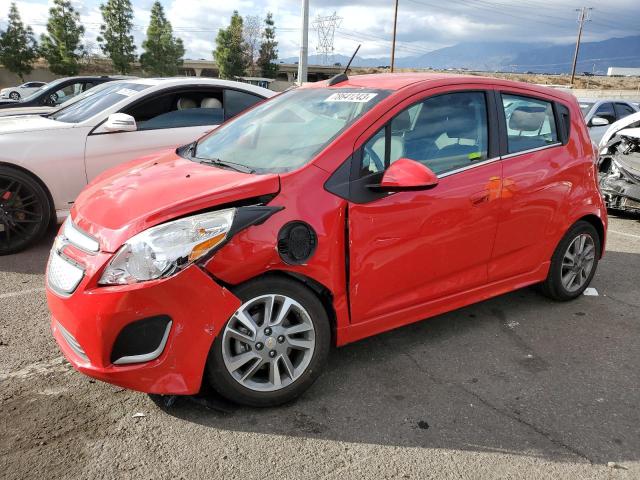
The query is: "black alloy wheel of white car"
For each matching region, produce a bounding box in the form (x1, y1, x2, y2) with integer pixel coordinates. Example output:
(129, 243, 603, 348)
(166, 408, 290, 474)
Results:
(0, 166, 52, 255)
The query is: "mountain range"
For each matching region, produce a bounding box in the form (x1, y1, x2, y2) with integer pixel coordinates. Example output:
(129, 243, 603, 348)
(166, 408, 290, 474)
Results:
(281, 35, 640, 74)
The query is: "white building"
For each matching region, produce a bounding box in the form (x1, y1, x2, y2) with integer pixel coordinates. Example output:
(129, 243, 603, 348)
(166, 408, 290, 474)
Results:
(607, 67, 640, 77)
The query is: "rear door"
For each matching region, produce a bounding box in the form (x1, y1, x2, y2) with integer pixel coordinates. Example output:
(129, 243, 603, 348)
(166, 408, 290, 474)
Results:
(347, 87, 502, 325)
(489, 91, 571, 281)
(84, 87, 264, 181)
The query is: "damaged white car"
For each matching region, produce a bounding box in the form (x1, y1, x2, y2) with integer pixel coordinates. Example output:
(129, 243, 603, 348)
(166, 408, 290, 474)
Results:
(597, 111, 640, 214)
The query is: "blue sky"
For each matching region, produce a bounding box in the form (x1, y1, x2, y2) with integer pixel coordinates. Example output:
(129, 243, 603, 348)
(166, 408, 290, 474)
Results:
(0, 0, 638, 60)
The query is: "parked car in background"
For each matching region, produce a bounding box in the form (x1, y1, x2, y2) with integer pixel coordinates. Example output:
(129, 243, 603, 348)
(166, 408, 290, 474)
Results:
(45, 74, 606, 407)
(0, 77, 274, 254)
(0, 76, 126, 115)
(578, 98, 639, 144)
(0, 81, 47, 101)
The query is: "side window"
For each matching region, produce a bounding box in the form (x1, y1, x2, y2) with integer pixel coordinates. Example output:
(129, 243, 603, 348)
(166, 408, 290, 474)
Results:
(224, 89, 263, 120)
(614, 103, 635, 119)
(52, 82, 84, 105)
(593, 102, 616, 124)
(124, 89, 225, 131)
(501, 94, 558, 154)
(359, 91, 489, 176)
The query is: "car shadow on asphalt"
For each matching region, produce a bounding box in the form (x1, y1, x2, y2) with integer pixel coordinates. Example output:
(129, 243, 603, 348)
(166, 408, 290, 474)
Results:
(150, 250, 640, 466)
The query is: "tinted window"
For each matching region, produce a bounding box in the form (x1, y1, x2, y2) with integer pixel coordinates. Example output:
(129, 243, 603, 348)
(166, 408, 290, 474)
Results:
(501, 94, 558, 154)
(126, 89, 225, 131)
(223, 89, 263, 119)
(614, 102, 635, 119)
(360, 92, 489, 176)
(593, 102, 616, 124)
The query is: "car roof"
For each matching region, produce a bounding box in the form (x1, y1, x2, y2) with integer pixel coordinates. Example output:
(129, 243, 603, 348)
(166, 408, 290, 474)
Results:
(303, 73, 577, 103)
(105, 77, 276, 97)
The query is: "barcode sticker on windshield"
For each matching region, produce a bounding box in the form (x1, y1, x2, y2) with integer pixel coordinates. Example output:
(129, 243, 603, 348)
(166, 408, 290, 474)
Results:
(325, 92, 378, 103)
(116, 88, 138, 97)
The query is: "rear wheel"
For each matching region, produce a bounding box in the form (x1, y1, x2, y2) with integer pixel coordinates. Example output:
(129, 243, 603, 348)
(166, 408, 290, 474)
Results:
(0, 166, 51, 255)
(206, 277, 331, 407)
(540, 221, 600, 301)
(9, 91, 20, 101)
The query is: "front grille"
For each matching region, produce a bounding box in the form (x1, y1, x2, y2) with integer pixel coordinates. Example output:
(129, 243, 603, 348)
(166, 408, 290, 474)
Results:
(47, 251, 84, 296)
(57, 321, 88, 361)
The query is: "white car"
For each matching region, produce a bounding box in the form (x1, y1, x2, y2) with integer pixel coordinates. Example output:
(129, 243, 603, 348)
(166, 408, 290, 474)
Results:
(578, 98, 639, 144)
(0, 78, 275, 254)
(0, 81, 47, 101)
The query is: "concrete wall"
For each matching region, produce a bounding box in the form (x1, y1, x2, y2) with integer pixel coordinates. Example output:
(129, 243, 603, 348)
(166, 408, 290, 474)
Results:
(570, 89, 640, 101)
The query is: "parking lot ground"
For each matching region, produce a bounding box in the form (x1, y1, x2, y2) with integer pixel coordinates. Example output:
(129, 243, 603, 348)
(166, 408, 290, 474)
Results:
(1, 215, 639, 480)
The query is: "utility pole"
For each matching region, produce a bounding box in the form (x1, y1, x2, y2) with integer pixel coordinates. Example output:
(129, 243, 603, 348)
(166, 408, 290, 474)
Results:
(298, 0, 309, 84)
(570, 7, 592, 85)
(390, 0, 399, 72)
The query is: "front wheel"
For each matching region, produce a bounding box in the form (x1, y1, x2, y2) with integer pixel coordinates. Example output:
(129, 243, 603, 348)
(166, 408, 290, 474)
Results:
(206, 277, 331, 407)
(0, 166, 52, 255)
(9, 91, 20, 101)
(540, 221, 601, 301)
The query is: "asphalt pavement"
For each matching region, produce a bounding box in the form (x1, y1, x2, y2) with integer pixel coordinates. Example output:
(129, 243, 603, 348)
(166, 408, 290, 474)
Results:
(1, 215, 639, 479)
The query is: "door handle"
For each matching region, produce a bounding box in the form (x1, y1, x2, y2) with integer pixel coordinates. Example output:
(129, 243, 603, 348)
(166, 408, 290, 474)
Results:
(470, 190, 490, 206)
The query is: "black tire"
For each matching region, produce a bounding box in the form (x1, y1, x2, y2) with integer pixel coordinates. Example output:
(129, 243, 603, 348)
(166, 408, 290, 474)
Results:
(0, 166, 52, 255)
(9, 91, 20, 101)
(539, 221, 601, 301)
(206, 276, 331, 407)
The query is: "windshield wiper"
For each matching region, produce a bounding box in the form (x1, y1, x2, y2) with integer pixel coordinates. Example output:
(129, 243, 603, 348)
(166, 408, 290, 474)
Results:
(197, 157, 255, 174)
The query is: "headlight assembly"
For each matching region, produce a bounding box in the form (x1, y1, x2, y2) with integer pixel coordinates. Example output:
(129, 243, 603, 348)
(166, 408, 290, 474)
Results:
(99, 209, 235, 285)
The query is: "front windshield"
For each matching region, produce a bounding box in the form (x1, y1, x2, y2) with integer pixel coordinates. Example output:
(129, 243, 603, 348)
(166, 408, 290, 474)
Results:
(580, 102, 594, 116)
(194, 88, 390, 173)
(50, 82, 150, 123)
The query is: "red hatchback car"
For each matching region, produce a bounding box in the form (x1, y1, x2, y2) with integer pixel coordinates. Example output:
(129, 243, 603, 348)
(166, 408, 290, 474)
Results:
(46, 74, 607, 406)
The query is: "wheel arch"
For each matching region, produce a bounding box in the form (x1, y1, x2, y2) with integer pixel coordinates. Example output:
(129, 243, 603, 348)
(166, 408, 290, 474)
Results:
(226, 270, 338, 347)
(576, 214, 605, 257)
(0, 161, 56, 223)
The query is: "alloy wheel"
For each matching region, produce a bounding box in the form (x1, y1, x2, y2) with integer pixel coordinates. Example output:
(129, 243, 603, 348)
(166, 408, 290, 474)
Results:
(221, 294, 316, 392)
(561, 233, 596, 293)
(0, 176, 45, 251)
(9, 92, 20, 101)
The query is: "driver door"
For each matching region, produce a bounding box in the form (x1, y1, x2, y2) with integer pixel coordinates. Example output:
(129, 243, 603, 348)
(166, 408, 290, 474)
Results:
(347, 89, 503, 325)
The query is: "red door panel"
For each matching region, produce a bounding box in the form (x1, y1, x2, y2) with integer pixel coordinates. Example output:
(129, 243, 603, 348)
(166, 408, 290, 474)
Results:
(348, 161, 502, 324)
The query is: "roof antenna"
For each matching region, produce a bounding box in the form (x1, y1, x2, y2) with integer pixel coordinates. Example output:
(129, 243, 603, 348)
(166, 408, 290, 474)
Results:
(328, 44, 361, 86)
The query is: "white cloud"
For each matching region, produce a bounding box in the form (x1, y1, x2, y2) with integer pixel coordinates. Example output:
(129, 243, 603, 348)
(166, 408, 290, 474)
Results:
(0, 0, 637, 60)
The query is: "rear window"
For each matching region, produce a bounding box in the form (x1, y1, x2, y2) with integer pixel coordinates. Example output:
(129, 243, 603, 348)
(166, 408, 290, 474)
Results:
(501, 94, 558, 154)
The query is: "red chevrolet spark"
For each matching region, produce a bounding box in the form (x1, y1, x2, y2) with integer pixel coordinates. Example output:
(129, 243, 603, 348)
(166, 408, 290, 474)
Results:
(46, 74, 607, 406)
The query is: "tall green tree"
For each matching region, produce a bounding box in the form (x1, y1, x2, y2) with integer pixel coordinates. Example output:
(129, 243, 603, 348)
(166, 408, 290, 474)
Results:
(257, 13, 278, 79)
(140, 1, 185, 76)
(40, 0, 85, 76)
(97, 0, 136, 74)
(214, 11, 246, 79)
(0, 3, 38, 81)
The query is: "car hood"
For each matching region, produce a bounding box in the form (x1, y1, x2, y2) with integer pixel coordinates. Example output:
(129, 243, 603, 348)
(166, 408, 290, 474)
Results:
(0, 114, 72, 134)
(72, 149, 281, 253)
(0, 106, 55, 118)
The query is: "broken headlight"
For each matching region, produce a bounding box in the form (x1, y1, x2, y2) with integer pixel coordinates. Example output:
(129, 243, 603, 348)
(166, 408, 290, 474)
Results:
(99, 209, 235, 285)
